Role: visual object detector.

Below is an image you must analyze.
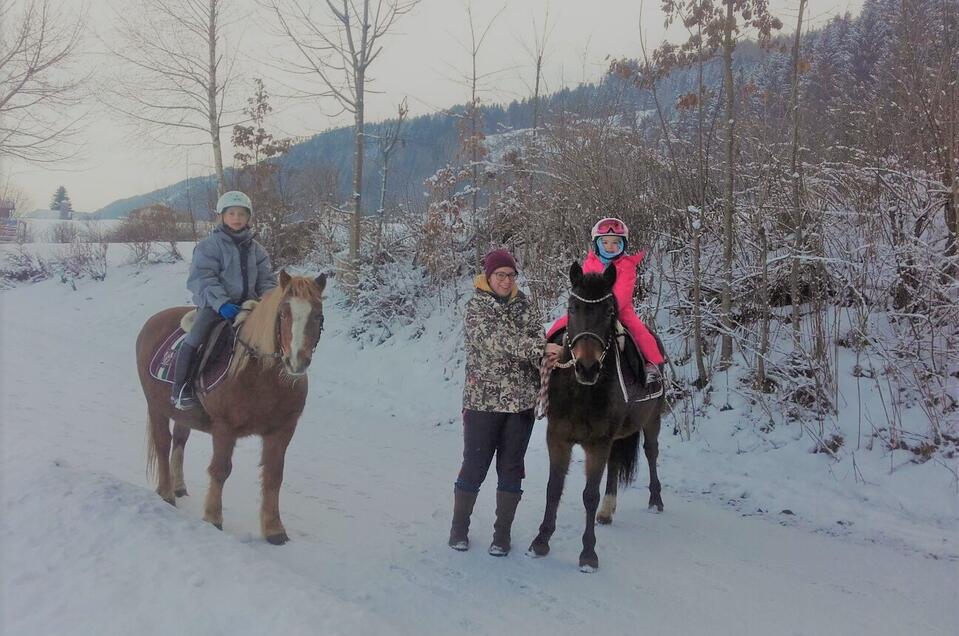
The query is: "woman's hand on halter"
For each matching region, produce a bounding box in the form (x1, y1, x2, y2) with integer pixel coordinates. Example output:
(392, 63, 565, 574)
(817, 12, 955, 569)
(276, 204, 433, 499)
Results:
(544, 343, 563, 368)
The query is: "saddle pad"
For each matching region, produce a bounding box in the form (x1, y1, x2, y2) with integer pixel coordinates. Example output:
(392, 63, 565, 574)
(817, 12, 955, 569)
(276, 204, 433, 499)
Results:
(148, 326, 234, 393)
(615, 346, 663, 404)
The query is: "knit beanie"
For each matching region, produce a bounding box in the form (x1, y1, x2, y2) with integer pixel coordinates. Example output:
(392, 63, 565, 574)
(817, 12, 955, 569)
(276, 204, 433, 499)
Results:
(483, 248, 518, 280)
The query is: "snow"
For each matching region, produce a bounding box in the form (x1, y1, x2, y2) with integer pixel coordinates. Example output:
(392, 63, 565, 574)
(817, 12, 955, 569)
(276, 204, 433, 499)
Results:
(15, 218, 125, 241)
(1, 244, 957, 635)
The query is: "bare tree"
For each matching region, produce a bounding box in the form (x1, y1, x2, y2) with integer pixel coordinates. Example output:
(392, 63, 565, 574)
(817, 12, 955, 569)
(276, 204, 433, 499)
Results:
(269, 0, 418, 284)
(0, 0, 85, 163)
(524, 6, 551, 137)
(373, 98, 407, 257)
(787, 0, 807, 351)
(452, 3, 505, 265)
(687, 0, 781, 367)
(885, 0, 959, 281)
(519, 3, 553, 193)
(104, 0, 240, 195)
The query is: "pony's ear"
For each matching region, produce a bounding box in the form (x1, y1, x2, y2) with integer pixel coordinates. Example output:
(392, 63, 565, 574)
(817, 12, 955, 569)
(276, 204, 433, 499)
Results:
(603, 262, 617, 288)
(279, 270, 291, 290)
(314, 273, 327, 293)
(569, 261, 583, 287)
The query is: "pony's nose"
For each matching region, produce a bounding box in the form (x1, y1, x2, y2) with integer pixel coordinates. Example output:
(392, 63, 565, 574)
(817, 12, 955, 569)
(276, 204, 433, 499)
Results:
(577, 359, 597, 371)
(575, 359, 600, 380)
(287, 352, 312, 375)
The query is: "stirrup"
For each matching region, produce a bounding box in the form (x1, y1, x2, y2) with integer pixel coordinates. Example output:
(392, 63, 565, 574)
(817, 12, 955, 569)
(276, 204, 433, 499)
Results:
(644, 364, 663, 387)
(171, 385, 197, 410)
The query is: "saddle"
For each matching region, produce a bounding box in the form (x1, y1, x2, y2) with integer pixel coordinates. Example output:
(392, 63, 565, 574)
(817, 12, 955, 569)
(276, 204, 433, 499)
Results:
(148, 311, 237, 393)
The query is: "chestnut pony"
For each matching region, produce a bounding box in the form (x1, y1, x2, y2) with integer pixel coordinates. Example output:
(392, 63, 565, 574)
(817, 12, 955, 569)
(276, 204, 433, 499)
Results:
(135, 271, 326, 544)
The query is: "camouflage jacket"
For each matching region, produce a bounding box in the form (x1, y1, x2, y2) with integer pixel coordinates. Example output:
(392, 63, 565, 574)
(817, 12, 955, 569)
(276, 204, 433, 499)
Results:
(462, 274, 545, 413)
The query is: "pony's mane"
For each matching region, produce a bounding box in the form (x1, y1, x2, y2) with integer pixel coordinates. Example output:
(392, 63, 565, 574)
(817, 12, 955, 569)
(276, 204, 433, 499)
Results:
(574, 273, 614, 302)
(230, 276, 324, 376)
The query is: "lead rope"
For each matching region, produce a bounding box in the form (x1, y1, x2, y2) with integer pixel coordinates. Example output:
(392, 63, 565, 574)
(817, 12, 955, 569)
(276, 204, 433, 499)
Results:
(537, 334, 576, 419)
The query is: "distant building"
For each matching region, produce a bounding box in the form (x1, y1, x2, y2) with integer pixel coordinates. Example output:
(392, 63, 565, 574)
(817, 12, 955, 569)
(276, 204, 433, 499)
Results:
(128, 203, 192, 223)
(0, 200, 21, 242)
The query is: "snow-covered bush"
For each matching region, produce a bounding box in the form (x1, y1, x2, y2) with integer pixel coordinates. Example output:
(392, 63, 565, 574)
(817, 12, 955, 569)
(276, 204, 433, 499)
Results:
(1, 249, 50, 285)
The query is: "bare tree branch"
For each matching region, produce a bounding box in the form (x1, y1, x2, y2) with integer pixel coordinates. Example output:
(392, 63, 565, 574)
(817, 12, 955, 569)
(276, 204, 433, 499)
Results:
(0, 0, 86, 164)
(101, 0, 242, 194)
(268, 0, 418, 286)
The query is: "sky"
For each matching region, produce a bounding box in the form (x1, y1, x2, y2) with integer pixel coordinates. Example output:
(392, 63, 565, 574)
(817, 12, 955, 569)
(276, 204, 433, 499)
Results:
(4, 0, 864, 213)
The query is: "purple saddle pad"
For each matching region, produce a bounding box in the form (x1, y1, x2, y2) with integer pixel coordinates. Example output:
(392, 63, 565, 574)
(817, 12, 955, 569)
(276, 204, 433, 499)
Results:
(148, 326, 233, 392)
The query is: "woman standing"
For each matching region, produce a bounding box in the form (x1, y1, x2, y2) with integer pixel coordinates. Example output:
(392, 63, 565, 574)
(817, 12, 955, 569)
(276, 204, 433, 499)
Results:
(449, 248, 554, 556)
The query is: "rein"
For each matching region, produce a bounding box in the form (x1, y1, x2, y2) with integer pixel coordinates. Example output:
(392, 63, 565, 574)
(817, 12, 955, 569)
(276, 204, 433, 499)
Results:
(235, 310, 284, 360)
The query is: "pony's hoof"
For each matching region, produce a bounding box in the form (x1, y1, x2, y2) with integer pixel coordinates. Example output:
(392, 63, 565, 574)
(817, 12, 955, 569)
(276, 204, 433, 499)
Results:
(212, 522, 223, 531)
(162, 497, 176, 507)
(578, 552, 599, 572)
(527, 540, 550, 557)
(596, 514, 612, 525)
(648, 503, 664, 513)
(175, 488, 188, 497)
(488, 544, 509, 557)
(266, 532, 289, 545)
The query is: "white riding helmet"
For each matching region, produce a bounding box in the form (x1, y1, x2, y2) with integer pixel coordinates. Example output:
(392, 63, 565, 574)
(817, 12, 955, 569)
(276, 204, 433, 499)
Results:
(216, 191, 253, 217)
(590, 217, 629, 241)
(590, 217, 629, 250)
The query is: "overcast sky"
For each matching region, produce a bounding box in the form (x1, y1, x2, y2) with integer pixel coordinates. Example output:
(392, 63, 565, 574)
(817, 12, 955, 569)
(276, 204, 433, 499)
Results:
(5, 0, 863, 213)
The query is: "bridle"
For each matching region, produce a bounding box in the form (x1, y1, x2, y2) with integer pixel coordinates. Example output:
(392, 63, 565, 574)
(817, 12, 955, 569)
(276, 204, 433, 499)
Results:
(234, 302, 324, 362)
(558, 291, 616, 373)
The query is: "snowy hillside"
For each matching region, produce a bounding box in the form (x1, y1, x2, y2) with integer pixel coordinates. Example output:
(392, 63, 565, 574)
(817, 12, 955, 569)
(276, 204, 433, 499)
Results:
(1, 245, 957, 636)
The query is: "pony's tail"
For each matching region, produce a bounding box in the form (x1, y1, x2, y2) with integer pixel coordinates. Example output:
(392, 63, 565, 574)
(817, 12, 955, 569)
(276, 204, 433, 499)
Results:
(610, 431, 640, 487)
(145, 413, 158, 486)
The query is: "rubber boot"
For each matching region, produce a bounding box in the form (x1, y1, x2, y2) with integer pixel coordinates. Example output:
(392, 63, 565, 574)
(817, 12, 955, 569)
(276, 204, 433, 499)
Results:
(488, 490, 522, 556)
(644, 362, 663, 387)
(170, 342, 200, 410)
(448, 487, 478, 551)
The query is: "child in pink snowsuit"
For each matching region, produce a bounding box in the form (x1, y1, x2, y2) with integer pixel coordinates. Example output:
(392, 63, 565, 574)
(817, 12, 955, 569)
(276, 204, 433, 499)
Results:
(546, 217, 664, 381)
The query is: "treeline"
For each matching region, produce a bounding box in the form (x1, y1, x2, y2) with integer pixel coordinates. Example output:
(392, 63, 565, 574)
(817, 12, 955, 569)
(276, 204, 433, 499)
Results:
(354, 0, 955, 453)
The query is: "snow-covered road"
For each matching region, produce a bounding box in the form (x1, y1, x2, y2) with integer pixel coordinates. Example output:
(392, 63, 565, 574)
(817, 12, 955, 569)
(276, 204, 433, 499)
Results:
(2, 258, 956, 635)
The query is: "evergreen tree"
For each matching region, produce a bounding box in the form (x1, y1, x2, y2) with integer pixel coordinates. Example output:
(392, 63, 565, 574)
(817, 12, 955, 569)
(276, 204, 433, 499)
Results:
(49, 186, 69, 210)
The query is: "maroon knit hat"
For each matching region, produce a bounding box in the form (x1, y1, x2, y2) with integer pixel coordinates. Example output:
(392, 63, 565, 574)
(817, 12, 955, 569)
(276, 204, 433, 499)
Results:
(483, 248, 517, 280)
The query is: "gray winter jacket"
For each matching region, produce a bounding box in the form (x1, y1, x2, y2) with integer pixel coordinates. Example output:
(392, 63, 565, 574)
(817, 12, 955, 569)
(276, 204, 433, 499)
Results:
(187, 225, 277, 311)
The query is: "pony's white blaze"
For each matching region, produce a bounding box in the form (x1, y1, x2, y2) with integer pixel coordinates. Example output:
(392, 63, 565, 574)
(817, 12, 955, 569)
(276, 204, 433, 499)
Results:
(288, 297, 312, 374)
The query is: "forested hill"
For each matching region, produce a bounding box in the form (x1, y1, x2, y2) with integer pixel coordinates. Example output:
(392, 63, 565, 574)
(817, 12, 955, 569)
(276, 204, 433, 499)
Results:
(91, 0, 884, 221)
(91, 53, 782, 220)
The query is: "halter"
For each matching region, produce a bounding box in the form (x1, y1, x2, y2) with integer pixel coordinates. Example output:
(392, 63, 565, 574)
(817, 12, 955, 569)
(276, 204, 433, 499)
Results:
(233, 303, 324, 361)
(558, 291, 616, 375)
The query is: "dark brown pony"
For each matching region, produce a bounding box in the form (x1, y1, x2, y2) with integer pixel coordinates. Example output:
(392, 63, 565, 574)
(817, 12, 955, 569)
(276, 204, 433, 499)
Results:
(528, 263, 665, 571)
(135, 271, 326, 544)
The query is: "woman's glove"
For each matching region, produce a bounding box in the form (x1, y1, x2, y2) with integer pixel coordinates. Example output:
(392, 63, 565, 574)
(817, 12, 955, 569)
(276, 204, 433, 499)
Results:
(218, 303, 241, 320)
